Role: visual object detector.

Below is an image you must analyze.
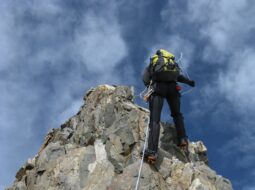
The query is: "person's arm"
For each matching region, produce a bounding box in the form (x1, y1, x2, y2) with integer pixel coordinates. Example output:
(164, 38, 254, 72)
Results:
(142, 66, 152, 87)
(175, 62, 195, 87)
(177, 74, 195, 87)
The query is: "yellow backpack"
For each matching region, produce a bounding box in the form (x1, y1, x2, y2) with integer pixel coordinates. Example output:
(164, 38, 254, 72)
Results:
(149, 49, 180, 81)
(150, 49, 179, 72)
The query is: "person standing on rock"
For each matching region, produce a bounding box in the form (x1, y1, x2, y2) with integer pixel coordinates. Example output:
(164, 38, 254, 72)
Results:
(142, 49, 195, 162)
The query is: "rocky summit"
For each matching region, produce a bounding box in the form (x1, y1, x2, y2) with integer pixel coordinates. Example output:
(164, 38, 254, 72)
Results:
(7, 85, 233, 190)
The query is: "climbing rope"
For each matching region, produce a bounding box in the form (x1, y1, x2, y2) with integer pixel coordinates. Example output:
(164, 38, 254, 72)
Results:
(177, 52, 194, 96)
(135, 117, 150, 190)
(181, 88, 193, 95)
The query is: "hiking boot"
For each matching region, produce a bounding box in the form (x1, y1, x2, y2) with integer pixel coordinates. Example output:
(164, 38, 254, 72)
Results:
(141, 149, 157, 164)
(141, 149, 154, 157)
(147, 153, 158, 164)
(179, 138, 189, 149)
(147, 154, 157, 160)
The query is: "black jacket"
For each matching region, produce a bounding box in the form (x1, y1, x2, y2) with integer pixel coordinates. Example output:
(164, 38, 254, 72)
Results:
(142, 65, 192, 86)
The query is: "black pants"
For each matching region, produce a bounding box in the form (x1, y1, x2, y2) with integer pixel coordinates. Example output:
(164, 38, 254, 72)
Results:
(148, 82, 187, 152)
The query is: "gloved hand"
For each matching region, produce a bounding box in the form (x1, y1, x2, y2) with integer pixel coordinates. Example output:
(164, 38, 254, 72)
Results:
(189, 80, 195, 87)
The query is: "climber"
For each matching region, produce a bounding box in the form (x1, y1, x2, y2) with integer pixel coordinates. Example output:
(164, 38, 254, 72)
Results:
(142, 49, 195, 162)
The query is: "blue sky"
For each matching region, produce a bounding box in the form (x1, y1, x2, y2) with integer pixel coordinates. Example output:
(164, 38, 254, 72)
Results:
(1, 0, 255, 189)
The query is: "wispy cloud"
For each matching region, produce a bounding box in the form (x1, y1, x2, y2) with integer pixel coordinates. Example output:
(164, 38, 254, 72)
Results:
(189, 1, 255, 188)
(218, 49, 255, 113)
(187, 0, 255, 61)
(1, 0, 254, 189)
(149, 2, 197, 70)
(185, 0, 255, 118)
(0, 0, 128, 188)
(165, 0, 255, 118)
(150, 35, 195, 70)
(159, 1, 255, 188)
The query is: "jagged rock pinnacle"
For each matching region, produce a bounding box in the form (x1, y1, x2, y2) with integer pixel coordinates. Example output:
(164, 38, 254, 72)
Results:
(6, 85, 233, 190)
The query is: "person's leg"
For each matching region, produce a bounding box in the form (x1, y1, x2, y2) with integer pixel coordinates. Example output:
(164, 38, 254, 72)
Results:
(147, 94, 164, 153)
(166, 92, 187, 144)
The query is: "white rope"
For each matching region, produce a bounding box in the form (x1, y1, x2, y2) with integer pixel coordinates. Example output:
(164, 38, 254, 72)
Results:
(177, 52, 191, 80)
(177, 52, 194, 96)
(176, 52, 183, 63)
(181, 88, 193, 95)
(139, 88, 148, 99)
(139, 86, 153, 100)
(135, 117, 150, 190)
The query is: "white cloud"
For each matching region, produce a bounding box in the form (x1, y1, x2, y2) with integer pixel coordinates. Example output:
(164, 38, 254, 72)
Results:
(160, 3, 255, 188)
(174, 0, 255, 116)
(0, 3, 16, 71)
(148, 35, 195, 70)
(183, 2, 255, 188)
(189, 49, 255, 120)
(218, 49, 255, 113)
(154, 3, 196, 70)
(74, 9, 127, 73)
(0, 0, 129, 188)
(187, 0, 254, 62)
(28, 0, 63, 16)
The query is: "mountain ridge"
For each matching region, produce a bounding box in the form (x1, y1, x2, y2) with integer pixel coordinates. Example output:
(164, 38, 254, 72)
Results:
(7, 85, 233, 190)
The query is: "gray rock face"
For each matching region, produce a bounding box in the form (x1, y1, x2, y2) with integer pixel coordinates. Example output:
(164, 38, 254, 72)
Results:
(6, 85, 233, 190)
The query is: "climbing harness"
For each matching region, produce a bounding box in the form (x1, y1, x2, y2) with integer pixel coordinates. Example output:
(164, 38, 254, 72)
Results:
(139, 85, 154, 102)
(135, 117, 150, 190)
